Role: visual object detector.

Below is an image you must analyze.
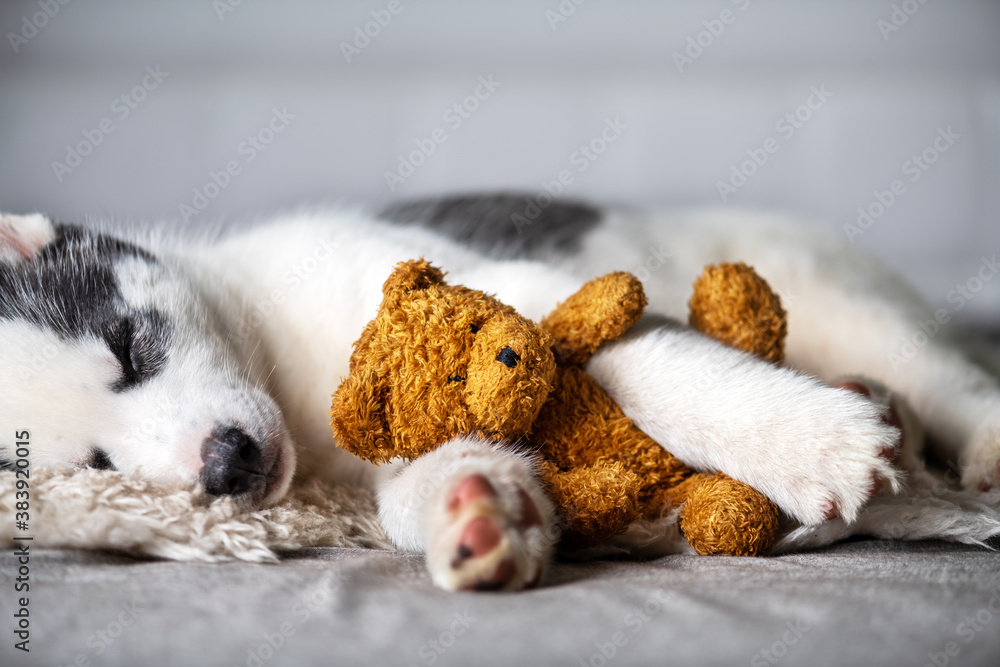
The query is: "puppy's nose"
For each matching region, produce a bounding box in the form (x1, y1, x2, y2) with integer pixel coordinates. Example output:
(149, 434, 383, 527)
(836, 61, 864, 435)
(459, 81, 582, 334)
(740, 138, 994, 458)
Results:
(200, 426, 266, 496)
(496, 346, 521, 368)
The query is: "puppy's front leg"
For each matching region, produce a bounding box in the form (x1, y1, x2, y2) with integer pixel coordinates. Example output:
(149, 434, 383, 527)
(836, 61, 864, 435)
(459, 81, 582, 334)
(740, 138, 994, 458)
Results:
(586, 319, 902, 526)
(376, 437, 557, 591)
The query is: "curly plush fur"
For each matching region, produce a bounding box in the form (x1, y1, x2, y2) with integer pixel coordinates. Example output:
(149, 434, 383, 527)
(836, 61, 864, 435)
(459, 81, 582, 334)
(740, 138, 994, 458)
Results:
(332, 260, 784, 554)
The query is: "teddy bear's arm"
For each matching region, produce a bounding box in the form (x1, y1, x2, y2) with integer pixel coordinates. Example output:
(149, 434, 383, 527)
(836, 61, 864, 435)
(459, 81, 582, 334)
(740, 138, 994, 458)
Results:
(540, 272, 647, 366)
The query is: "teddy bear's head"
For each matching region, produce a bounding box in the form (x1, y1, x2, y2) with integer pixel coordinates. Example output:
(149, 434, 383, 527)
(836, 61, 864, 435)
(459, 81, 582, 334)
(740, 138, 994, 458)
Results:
(330, 259, 557, 463)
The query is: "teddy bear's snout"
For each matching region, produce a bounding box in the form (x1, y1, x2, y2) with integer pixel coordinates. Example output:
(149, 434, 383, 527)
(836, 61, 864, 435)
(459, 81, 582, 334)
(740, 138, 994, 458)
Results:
(462, 322, 556, 438)
(496, 346, 520, 368)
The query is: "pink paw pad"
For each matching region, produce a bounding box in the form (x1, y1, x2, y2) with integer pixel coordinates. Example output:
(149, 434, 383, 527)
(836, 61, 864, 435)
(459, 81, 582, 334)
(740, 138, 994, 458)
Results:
(444, 474, 546, 591)
(448, 474, 497, 512)
(466, 560, 516, 592)
(833, 381, 870, 398)
(458, 516, 502, 559)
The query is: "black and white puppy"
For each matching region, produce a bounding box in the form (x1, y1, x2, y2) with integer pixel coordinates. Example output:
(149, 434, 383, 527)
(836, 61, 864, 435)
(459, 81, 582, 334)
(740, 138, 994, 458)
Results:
(2, 195, 997, 590)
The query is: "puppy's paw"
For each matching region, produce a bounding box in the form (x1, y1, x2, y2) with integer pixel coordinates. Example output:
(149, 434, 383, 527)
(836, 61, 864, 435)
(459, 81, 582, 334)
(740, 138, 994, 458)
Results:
(962, 415, 1000, 492)
(766, 377, 903, 526)
(832, 376, 927, 472)
(426, 473, 554, 592)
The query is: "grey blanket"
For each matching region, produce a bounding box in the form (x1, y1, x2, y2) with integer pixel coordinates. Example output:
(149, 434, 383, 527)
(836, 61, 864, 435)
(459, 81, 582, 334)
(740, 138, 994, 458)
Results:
(3, 540, 999, 666)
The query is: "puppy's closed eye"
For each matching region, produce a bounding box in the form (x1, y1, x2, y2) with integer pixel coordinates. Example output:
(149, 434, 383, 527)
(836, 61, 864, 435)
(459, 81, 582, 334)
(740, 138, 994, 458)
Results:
(103, 311, 171, 392)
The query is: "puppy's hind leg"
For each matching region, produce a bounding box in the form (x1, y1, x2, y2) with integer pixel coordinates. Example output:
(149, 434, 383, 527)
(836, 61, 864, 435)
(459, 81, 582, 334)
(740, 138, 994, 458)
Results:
(376, 437, 557, 591)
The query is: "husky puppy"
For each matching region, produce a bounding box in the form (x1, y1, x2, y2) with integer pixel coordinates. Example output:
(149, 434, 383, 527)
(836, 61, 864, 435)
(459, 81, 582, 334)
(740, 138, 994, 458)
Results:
(2, 195, 998, 590)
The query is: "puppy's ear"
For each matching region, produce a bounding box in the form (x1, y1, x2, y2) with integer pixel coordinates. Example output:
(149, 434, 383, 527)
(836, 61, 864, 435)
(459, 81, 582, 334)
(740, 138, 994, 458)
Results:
(330, 371, 395, 465)
(381, 258, 446, 299)
(0, 213, 56, 264)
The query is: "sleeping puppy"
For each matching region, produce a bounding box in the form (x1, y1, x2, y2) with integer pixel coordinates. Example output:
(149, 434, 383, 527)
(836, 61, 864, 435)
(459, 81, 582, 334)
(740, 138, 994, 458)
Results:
(2, 194, 997, 590)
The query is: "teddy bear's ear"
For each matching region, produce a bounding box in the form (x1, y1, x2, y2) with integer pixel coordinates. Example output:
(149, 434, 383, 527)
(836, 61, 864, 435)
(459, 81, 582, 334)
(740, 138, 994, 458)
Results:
(330, 371, 396, 465)
(381, 259, 446, 299)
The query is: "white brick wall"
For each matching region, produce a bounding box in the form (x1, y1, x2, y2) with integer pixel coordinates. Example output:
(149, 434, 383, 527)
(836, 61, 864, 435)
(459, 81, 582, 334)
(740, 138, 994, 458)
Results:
(1, 0, 998, 322)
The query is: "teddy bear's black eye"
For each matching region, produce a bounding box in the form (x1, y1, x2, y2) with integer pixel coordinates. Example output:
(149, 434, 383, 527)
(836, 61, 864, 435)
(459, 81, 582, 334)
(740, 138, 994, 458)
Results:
(448, 375, 465, 383)
(496, 347, 520, 368)
(469, 324, 480, 334)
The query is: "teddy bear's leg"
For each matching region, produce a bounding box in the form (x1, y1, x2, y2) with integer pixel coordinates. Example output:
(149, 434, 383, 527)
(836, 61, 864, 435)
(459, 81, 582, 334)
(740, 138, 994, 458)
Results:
(376, 436, 557, 592)
(586, 322, 901, 526)
(541, 464, 643, 549)
(658, 473, 781, 556)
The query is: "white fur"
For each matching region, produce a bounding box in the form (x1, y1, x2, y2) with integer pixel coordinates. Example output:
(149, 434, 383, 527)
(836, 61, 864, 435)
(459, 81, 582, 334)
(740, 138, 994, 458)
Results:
(565, 210, 1000, 494)
(378, 437, 555, 591)
(0, 216, 296, 508)
(4, 205, 1000, 590)
(0, 213, 54, 263)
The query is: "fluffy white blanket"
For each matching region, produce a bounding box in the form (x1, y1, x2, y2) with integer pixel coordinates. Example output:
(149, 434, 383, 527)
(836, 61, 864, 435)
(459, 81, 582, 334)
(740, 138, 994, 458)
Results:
(3, 467, 999, 562)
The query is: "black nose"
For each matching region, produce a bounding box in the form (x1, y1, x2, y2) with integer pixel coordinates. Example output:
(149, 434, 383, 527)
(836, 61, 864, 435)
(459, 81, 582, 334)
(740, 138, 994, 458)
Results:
(496, 346, 521, 368)
(200, 426, 266, 496)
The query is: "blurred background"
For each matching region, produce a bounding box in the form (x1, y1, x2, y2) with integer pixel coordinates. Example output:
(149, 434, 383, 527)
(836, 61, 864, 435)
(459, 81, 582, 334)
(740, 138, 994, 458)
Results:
(0, 0, 998, 323)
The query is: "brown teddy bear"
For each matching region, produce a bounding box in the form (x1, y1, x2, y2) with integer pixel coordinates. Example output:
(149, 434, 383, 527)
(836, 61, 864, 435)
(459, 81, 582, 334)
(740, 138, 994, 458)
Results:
(330, 259, 783, 555)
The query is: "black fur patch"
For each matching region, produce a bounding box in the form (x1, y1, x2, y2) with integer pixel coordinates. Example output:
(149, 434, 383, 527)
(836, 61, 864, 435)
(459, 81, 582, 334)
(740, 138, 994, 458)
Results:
(0, 459, 14, 472)
(87, 448, 116, 471)
(0, 224, 172, 390)
(103, 311, 171, 392)
(377, 192, 603, 259)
